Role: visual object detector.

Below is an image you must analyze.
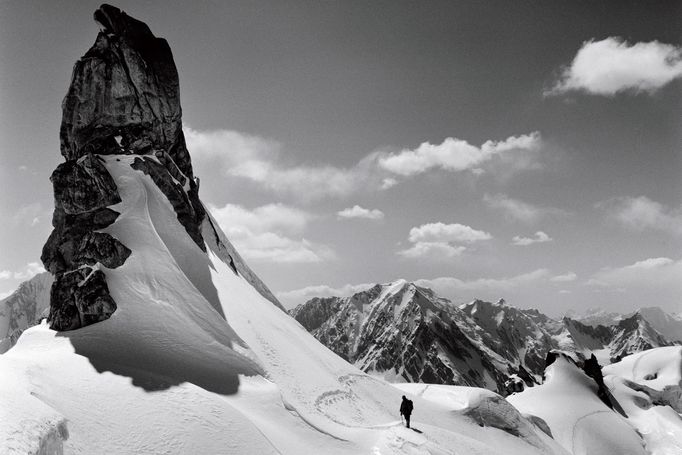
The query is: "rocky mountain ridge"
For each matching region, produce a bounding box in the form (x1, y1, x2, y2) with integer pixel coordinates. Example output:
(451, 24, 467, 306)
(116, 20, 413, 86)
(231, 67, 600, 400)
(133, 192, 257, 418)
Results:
(291, 280, 680, 394)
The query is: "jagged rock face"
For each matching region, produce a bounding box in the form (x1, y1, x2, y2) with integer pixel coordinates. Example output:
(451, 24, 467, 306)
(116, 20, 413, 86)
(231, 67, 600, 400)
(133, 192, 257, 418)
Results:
(293, 282, 682, 393)
(42, 4, 208, 330)
(291, 282, 516, 393)
(49, 267, 117, 331)
(61, 4, 191, 179)
(0, 273, 53, 353)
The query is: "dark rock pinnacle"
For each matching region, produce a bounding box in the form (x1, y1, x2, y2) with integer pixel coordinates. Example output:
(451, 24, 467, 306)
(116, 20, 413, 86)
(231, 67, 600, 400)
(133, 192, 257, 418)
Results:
(42, 4, 207, 330)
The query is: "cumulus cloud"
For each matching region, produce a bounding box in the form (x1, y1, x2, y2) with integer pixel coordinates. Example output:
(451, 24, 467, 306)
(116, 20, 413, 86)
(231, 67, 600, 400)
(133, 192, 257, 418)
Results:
(408, 223, 492, 244)
(416, 269, 550, 295)
(209, 203, 334, 263)
(551, 272, 577, 283)
(398, 222, 491, 259)
(378, 132, 541, 177)
(512, 231, 553, 246)
(186, 127, 545, 200)
(484, 193, 564, 224)
(186, 127, 373, 201)
(397, 242, 467, 260)
(337, 205, 384, 221)
(0, 262, 46, 281)
(588, 257, 682, 297)
(276, 283, 374, 308)
(548, 37, 682, 96)
(599, 196, 682, 235)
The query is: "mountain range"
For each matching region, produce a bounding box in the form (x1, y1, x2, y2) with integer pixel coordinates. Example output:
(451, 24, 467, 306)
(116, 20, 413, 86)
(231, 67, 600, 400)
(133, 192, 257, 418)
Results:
(290, 280, 681, 394)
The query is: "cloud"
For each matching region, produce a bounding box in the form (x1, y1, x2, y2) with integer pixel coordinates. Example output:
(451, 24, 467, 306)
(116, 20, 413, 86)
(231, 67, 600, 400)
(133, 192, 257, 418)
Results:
(0, 262, 46, 281)
(484, 193, 564, 224)
(186, 127, 544, 200)
(512, 231, 553, 246)
(397, 242, 466, 259)
(599, 196, 682, 235)
(380, 178, 398, 190)
(408, 223, 492, 244)
(416, 269, 550, 295)
(186, 127, 373, 201)
(337, 205, 384, 221)
(276, 283, 374, 308)
(209, 203, 334, 263)
(588, 257, 682, 296)
(378, 132, 541, 177)
(548, 37, 682, 96)
(12, 203, 44, 227)
(0, 290, 13, 300)
(551, 272, 577, 283)
(398, 222, 491, 260)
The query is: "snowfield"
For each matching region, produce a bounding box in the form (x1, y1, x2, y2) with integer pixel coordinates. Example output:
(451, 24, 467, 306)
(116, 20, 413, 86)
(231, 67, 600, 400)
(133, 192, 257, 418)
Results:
(1, 156, 572, 454)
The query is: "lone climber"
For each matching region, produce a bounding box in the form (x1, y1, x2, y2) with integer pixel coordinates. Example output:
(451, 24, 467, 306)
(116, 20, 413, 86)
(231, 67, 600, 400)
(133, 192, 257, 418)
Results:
(400, 395, 413, 428)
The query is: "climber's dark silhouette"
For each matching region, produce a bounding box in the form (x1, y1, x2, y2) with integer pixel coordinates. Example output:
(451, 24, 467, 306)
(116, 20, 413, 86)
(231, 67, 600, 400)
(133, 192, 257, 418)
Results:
(400, 395, 413, 428)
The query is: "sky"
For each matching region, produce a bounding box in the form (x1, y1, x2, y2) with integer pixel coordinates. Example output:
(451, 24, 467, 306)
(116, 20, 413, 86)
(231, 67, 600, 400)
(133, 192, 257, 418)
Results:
(0, 0, 680, 316)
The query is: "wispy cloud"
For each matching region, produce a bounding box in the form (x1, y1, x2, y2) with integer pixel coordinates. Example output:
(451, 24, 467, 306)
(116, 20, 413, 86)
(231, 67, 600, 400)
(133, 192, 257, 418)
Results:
(337, 205, 384, 221)
(512, 231, 553, 246)
(12, 203, 45, 227)
(398, 222, 491, 259)
(277, 283, 374, 308)
(587, 257, 682, 296)
(187, 127, 544, 201)
(599, 196, 682, 236)
(551, 272, 577, 283)
(416, 269, 550, 295)
(186, 127, 375, 201)
(209, 203, 334, 264)
(0, 262, 46, 281)
(378, 132, 541, 177)
(484, 193, 564, 224)
(548, 37, 682, 96)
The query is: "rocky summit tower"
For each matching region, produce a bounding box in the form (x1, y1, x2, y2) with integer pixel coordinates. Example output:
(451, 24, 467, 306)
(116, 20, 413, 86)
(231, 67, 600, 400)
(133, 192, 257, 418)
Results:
(40, 4, 279, 331)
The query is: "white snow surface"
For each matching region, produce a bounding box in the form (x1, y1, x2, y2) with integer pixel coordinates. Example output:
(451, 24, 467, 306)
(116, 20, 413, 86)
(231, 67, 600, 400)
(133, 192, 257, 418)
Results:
(0, 156, 569, 455)
(508, 356, 647, 455)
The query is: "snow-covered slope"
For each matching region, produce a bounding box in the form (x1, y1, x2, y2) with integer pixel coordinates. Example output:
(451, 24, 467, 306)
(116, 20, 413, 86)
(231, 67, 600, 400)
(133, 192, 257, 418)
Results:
(0, 273, 52, 353)
(508, 355, 647, 455)
(602, 347, 682, 454)
(0, 156, 571, 455)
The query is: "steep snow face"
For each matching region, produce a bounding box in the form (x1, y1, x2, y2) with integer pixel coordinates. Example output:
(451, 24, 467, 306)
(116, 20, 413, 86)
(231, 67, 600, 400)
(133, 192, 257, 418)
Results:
(1, 156, 571, 455)
(0, 273, 53, 353)
(508, 356, 647, 455)
(603, 347, 682, 455)
(603, 346, 682, 393)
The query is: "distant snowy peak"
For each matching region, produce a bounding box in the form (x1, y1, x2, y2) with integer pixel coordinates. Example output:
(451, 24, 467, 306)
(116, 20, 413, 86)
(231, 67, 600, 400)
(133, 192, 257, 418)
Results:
(635, 306, 682, 342)
(567, 307, 624, 327)
(292, 280, 519, 392)
(294, 283, 682, 393)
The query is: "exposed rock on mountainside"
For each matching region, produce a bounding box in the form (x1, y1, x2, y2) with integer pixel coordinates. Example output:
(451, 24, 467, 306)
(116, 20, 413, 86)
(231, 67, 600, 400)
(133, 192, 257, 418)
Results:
(292, 281, 523, 393)
(0, 273, 53, 353)
(292, 281, 680, 392)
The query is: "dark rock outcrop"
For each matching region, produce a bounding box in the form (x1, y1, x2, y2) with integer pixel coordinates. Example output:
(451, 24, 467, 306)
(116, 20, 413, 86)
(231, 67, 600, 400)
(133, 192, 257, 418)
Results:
(42, 153, 128, 330)
(49, 267, 117, 331)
